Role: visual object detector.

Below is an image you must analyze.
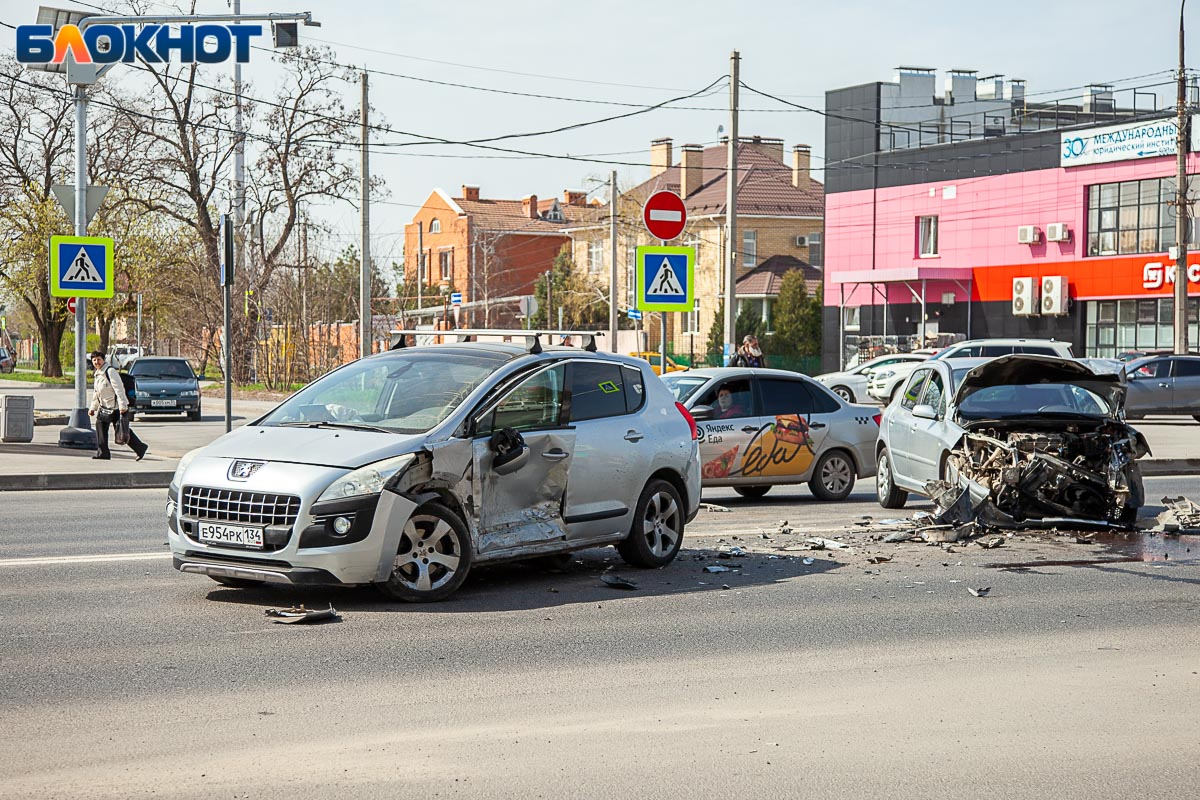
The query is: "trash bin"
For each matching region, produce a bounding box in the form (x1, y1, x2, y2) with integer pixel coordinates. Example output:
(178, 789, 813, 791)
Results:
(1, 394, 34, 443)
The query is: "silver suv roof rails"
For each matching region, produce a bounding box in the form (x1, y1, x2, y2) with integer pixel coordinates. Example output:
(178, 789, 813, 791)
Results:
(388, 329, 604, 355)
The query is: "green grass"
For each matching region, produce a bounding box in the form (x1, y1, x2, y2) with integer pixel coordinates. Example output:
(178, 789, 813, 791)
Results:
(2, 370, 75, 385)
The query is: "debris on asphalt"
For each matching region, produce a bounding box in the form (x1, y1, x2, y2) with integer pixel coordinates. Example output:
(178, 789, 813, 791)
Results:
(721, 584, 731, 590)
(967, 587, 991, 598)
(601, 574, 638, 590)
(265, 605, 340, 624)
(801, 557, 815, 566)
(883, 530, 918, 543)
(977, 535, 1006, 549)
(806, 537, 849, 550)
(718, 546, 748, 558)
(701, 503, 732, 513)
(867, 555, 892, 564)
(704, 565, 735, 573)
(1075, 534, 1095, 544)
(919, 525, 960, 544)
(1155, 496, 1200, 533)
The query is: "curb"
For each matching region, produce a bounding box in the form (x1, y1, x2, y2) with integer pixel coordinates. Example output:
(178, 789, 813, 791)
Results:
(0, 471, 175, 492)
(1142, 458, 1200, 477)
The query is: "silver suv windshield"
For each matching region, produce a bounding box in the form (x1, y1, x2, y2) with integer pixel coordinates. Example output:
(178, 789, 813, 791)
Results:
(258, 349, 510, 434)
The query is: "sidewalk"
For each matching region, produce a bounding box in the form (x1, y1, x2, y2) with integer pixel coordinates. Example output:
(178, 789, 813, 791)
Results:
(0, 378, 279, 491)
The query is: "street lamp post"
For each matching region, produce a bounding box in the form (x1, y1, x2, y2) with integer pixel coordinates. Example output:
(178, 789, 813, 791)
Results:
(1177, 0, 1191, 355)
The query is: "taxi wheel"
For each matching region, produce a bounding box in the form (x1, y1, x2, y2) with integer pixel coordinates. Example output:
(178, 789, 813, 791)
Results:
(618, 479, 684, 568)
(209, 576, 264, 589)
(379, 502, 473, 602)
(876, 448, 909, 509)
(734, 485, 771, 500)
(809, 449, 856, 501)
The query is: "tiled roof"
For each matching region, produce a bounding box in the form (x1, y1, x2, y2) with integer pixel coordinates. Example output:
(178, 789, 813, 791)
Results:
(627, 142, 824, 218)
(455, 197, 601, 234)
(735, 255, 823, 296)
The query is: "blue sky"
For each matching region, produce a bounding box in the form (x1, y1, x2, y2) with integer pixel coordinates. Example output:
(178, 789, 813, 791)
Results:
(0, 0, 1189, 264)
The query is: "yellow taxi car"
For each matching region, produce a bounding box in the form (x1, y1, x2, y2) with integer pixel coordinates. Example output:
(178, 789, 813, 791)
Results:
(630, 352, 689, 375)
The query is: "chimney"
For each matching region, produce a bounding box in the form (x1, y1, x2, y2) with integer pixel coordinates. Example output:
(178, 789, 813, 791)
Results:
(746, 135, 784, 164)
(521, 194, 539, 219)
(461, 184, 480, 201)
(792, 144, 810, 188)
(564, 189, 588, 206)
(651, 137, 673, 177)
(680, 144, 704, 198)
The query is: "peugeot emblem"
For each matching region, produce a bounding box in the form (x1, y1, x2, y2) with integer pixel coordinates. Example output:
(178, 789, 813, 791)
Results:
(228, 460, 265, 481)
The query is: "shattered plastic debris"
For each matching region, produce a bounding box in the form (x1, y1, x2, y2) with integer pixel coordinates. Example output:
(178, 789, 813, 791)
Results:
(1155, 496, 1200, 532)
(601, 574, 638, 590)
(704, 565, 735, 573)
(919, 525, 960, 544)
(265, 605, 340, 624)
(967, 587, 991, 598)
(723, 546, 748, 558)
(806, 537, 849, 550)
(866, 555, 892, 564)
(701, 503, 732, 513)
(883, 531, 918, 543)
(977, 535, 1006, 549)
(801, 557, 815, 566)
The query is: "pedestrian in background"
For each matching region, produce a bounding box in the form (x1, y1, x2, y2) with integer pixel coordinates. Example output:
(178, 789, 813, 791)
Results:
(729, 335, 767, 368)
(88, 350, 148, 461)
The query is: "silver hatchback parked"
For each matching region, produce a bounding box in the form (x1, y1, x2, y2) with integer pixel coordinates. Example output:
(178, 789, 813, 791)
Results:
(167, 334, 701, 602)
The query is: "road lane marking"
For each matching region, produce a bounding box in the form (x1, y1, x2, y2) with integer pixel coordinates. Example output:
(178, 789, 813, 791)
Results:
(0, 552, 172, 568)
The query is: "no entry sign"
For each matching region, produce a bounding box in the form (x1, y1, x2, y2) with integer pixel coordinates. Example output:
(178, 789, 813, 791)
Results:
(642, 190, 687, 241)
(66, 296, 77, 314)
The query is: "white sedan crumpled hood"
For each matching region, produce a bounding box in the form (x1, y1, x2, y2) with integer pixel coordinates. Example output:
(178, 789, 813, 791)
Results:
(200, 424, 426, 469)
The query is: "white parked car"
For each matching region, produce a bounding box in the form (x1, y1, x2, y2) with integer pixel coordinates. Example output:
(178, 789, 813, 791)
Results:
(816, 353, 930, 403)
(874, 354, 1147, 528)
(168, 336, 701, 602)
(867, 339, 1073, 404)
(108, 344, 145, 369)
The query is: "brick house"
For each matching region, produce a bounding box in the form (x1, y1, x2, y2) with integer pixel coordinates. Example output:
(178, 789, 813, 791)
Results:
(403, 186, 596, 328)
(564, 137, 824, 362)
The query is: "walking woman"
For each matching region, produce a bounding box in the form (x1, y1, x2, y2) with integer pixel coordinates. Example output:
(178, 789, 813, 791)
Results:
(88, 350, 148, 460)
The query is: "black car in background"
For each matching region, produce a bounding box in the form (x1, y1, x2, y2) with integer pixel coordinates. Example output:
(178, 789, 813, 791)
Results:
(127, 356, 202, 421)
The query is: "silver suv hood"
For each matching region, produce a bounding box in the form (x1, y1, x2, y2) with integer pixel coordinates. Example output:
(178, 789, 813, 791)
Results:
(202, 424, 426, 469)
(953, 354, 1126, 417)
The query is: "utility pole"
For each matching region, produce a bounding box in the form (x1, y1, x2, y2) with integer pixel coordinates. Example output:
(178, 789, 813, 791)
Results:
(545, 271, 553, 330)
(66, 83, 91, 444)
(417, 221, 425, 311)
(360, 71, 371, 357)
(1176, 0, 1191, 355)
(136, 293, 142, 354)
(609, 170, 619, 352)
(723, 51, 740, 364)
(233, 0, 245, 353)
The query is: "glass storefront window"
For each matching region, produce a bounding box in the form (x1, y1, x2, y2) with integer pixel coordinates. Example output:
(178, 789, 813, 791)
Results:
(1117, 325, 1136, 348)
(1084, 175, 1200, 257)
(1138, 300, 1157, 323)
(1099, 301, 1117, 323)
(1084, 298, 1196, 357)
(1117, 300, 1134, 324)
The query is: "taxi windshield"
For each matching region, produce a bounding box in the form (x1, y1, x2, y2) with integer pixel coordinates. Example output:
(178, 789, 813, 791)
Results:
(258, 349, 509, 434)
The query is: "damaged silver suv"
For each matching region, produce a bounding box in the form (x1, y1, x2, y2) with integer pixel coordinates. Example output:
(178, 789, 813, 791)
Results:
(166, 334, 701, 601)
(876, 355, 1149, 528)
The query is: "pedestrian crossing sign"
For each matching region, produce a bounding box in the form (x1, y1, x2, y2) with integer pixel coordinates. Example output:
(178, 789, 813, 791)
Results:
(636, 245, 694, 312)
(50, 235, 114, 299)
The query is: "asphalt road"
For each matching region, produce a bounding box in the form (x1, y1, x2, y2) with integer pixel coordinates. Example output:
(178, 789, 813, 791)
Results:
(2, 481, 1199, 799)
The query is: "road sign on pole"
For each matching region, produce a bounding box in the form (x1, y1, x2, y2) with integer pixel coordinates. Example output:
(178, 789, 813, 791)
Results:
(642, 190, 687, 241)
(636, 245, 694, 312)
(66, 296, 77, 314)
(49, 235, 113, 298)
(450, 292, 463, 306)
(626, 308, 642, 321)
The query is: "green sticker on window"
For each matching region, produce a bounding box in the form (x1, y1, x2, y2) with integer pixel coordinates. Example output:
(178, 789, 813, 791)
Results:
(598, 381, 619, 394)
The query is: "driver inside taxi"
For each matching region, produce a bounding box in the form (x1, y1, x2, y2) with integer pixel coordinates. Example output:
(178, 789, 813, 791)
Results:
(715, 387, 746, 419)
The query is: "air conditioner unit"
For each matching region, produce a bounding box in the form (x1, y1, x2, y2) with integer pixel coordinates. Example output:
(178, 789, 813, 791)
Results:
(1012, 276, 1040, 317)
(1041, 276, 1068, 315)
(1017, 225, 1041, 245)
(1045, 222, 1071, 242)
(794, 235, 808, 247)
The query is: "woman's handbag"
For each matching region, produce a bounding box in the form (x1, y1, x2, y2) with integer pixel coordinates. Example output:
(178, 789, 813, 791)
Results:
(115, 411, 130, 445)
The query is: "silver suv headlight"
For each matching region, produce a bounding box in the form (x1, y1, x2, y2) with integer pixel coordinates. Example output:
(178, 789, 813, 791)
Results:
(171, 447, 202, 490)
(875, 370, 895, 380)
(316, 454, 416, 503)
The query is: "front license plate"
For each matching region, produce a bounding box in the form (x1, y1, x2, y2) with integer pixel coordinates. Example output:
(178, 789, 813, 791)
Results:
(198, 522, 264, 549)
(151, 399, 177, 407)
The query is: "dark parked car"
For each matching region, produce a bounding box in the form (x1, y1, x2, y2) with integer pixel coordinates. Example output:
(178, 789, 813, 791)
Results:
(1124, 355, 1200, 421)
(0, 345, 14, 373)
(128, 357, 201, 421)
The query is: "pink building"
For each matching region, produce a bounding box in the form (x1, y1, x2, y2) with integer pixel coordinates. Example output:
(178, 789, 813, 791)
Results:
(822, 70, 1200, 369)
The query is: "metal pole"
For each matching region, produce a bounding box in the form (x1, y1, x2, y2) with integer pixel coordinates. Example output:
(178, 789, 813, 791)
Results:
(360, 71, 371, 357)
(838, 284, 846, 370)
(609, 170, 619, 352)
(723, 51, 740, 364)
(920, 278, 928, 345)
(233, 0, 245, 329)
(136, 293, 142, 354)
(417, 221, 424, 310)
(1176, 0, 1190, 355)
(546, 271, 553, 329)
(223, 214, 232, 433)
(660, 237, 668, 374)
(59, 84, 93, 448)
